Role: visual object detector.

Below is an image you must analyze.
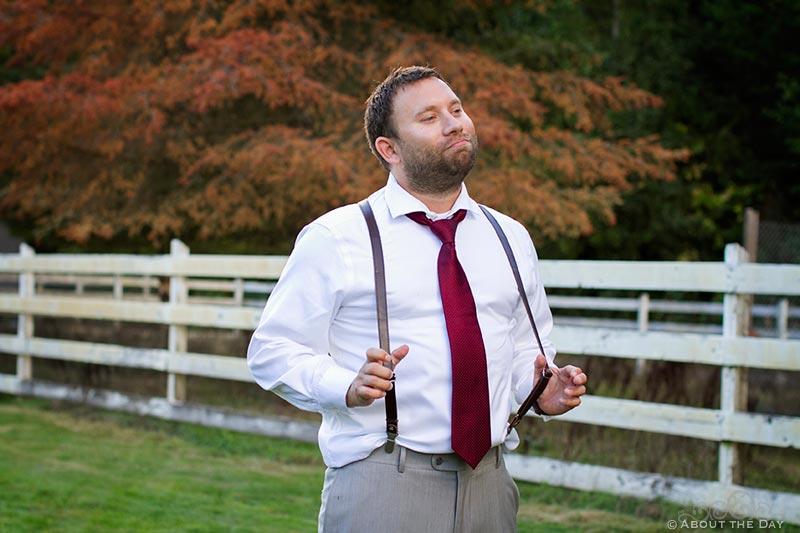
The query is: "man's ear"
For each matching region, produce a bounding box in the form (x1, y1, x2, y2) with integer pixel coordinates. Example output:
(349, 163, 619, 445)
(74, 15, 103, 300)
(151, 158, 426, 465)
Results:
(375, 136, 400, 166)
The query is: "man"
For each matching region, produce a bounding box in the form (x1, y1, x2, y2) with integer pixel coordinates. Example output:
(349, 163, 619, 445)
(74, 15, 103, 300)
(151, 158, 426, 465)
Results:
(247, 66, 587, 532)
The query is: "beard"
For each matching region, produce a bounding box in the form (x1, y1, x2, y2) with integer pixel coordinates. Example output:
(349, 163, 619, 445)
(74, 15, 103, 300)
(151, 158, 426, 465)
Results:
(398, 133, 479, 195)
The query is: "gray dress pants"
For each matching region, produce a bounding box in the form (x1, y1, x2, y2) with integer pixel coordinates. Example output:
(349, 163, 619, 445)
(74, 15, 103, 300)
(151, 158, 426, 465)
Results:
(318, 445, 519, 532)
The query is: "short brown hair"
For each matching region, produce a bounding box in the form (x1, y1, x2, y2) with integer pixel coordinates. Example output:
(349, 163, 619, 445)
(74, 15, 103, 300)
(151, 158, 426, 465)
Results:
(363, 66, 445, 170)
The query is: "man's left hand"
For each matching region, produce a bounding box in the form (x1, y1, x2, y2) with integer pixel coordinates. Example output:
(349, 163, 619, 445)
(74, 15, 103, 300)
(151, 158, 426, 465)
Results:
(533, 354, 587, 416)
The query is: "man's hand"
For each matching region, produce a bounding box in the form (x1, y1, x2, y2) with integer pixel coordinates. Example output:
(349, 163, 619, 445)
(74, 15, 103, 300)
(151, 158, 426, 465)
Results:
(534, 354, 587, 416)
(346, 345, 410, 408)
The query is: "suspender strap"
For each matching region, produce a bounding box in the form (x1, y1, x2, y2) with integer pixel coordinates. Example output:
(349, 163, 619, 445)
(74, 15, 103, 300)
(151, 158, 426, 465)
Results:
(358, 199, 551, 447)
(358, 199, 398, 452)
(478, 205, 553, 433)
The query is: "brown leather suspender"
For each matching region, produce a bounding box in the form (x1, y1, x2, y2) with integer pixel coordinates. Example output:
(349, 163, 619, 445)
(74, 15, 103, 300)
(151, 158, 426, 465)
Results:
(478, 205, 553, 433)
(358, 200, 551, 448)
(358, 200, 398, 452)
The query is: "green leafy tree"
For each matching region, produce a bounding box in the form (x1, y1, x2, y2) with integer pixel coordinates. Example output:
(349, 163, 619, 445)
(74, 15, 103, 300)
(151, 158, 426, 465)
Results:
(380, 0, 800, 260)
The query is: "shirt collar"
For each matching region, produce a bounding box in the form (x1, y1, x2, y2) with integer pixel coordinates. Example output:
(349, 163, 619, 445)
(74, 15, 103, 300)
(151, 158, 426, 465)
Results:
(384, 173, 481, 221)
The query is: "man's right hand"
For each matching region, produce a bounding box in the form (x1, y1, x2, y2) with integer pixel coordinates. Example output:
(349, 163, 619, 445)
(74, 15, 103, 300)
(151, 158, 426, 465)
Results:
(346, 345, 410, 407)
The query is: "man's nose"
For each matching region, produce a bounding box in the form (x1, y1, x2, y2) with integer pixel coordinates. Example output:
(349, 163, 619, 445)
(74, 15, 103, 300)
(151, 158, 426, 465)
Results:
(442, 112, 463, 136)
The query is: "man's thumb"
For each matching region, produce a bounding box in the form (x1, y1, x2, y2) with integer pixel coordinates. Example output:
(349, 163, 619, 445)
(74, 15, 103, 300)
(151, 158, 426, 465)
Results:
(391, 344, 410, 366)
(534, 353, 548, 372)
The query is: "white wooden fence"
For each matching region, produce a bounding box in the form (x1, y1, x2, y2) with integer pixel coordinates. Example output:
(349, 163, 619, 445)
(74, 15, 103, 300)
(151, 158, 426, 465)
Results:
(0, 240, 798, 524)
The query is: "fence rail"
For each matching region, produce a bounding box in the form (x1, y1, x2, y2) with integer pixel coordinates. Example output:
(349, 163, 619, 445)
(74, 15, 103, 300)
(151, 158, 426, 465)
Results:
(0, 241, 798, 524)
(4, 275, 796, 339)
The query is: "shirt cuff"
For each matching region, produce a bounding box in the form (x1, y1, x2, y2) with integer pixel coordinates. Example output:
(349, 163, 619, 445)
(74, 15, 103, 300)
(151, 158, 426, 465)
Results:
(316, 360, 358, 411)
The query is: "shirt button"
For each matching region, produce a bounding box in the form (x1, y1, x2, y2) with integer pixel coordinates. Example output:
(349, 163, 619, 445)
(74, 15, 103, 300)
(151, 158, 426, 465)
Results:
(434, 456, 444, 466)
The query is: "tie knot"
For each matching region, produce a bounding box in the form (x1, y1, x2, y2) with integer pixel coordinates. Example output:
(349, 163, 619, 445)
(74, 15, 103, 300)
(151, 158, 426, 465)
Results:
(407, 209, 466, 244)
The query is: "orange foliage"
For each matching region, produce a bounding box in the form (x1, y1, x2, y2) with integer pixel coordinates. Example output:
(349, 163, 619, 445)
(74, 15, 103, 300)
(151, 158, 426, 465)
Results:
(0, 0, 688, 250)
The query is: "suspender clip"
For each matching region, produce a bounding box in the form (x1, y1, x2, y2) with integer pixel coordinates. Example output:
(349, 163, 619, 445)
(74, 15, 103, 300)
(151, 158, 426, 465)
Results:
(384, 425, 398, 453)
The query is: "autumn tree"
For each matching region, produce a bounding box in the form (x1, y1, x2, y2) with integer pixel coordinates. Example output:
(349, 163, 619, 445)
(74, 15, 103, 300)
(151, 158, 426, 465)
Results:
(0, 0, 687, 253)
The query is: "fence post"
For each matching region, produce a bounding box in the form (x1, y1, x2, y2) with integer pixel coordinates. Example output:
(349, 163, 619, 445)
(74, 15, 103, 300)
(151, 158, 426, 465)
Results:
(113, 274, 123, 300)
(144, 275, 154, 299)
(167, 239, 189, 404)
(777, 298, 789, 339)
(635, 292, 650, 376)
(233, 278, 244, 306)
(17, 244, 35, 383)
(742, 207, 759, 261)
(719, 243, 751, 486)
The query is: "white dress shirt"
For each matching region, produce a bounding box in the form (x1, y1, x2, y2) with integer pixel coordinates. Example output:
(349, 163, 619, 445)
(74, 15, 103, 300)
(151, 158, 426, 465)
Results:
(247, 174, 556, 467)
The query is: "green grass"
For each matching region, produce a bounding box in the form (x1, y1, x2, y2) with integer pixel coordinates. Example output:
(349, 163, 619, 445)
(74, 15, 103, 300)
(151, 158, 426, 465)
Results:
(0, 396, 321, 532)
(0, 395, 796, 533)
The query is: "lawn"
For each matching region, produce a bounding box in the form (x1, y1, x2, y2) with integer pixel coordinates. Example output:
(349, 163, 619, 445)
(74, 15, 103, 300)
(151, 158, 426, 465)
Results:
(0, 395, 795, 533)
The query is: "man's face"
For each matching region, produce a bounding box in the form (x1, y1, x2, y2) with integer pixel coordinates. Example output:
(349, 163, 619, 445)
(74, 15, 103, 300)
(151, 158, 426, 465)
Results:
(389, 77, 478, 195)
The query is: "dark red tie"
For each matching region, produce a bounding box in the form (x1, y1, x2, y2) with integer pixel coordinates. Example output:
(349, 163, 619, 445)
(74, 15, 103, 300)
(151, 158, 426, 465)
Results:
(407, 210, 492, 468)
